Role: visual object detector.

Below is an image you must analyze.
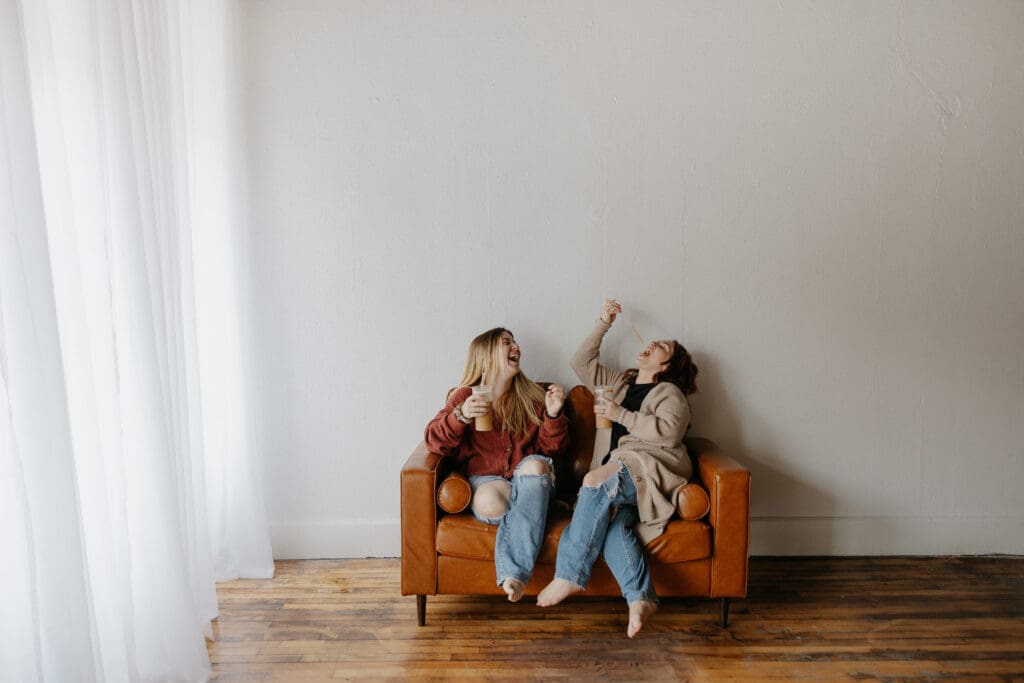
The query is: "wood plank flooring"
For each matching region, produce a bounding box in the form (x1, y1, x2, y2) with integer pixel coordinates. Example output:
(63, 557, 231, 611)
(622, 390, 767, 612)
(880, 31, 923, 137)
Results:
(208, 557, 1024, 681)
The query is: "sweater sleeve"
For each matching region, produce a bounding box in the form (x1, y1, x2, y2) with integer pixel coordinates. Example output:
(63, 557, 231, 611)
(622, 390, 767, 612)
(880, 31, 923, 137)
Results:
(570, 319, 625, 388)
(537, 410, 570, 457)
(615, 389, 689, 447)
(423, 386, 472, 456)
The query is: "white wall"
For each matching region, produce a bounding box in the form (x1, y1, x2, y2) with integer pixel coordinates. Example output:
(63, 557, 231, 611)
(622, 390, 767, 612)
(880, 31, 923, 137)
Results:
(242, 1, 1024, 557)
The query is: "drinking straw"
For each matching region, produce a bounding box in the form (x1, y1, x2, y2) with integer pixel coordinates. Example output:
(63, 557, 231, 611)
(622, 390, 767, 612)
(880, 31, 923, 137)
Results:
(629, 322, 645, 347)
(607, 296, 645, 346)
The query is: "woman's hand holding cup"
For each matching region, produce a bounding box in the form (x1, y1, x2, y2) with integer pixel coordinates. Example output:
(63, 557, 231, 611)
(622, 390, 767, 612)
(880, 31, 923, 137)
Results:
(593, 386, 617, 429)
(601, 299, 622, 325)
(468, 385, 494, 431)
(594, 396, 620, 421)
(461, 392, 490, 418)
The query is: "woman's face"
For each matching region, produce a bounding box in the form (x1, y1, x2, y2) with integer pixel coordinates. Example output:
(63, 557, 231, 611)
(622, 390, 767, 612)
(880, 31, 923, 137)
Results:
(490, 330, 521, 379)
(636, 340, 674, 373)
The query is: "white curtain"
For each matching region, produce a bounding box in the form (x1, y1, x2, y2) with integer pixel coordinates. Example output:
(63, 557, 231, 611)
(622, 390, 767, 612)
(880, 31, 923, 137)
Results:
(0, 0, 272, 681)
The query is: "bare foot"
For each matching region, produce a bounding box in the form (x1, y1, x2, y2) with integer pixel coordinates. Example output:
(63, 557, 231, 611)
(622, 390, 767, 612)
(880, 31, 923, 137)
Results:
(502, 578, 525, 602)
(627, 600, 658, 638)
(536, 578, 584, 607)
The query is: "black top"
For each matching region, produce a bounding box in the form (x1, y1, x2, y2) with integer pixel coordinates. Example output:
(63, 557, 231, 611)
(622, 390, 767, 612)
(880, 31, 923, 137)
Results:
(601, 382, 656, 465)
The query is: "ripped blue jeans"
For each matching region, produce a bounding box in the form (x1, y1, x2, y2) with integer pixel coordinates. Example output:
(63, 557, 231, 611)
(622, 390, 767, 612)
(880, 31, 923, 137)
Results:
(468, 454, 554, 587)
(554, 461, 657, 604)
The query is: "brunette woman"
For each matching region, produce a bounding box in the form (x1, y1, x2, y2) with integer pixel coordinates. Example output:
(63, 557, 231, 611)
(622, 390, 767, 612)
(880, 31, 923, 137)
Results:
(537, 300, 698, 637)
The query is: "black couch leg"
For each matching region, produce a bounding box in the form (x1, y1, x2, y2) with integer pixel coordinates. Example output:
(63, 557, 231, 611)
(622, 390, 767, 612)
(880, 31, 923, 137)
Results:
(417, 595, 426, 626)
(719, 598, 729, 627)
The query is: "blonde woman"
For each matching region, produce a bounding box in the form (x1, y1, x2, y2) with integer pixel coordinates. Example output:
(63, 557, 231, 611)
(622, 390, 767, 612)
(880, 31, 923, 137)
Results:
(424, 328, 569, 602)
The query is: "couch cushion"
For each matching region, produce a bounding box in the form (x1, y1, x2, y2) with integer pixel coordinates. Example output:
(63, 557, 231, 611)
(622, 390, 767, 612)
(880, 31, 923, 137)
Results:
(436, 507, 711, 565)
(437, 472, 471, 513)
(676, 482, 711, 520)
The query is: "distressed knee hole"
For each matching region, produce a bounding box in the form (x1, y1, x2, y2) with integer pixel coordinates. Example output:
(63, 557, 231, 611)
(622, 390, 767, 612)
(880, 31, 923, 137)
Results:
(582, 462, 622, 489)
(472, 485, 510, 519)
(518, 459, 551, 476)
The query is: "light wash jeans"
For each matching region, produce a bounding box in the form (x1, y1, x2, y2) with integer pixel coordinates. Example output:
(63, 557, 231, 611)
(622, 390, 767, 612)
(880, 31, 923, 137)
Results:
(554, 461, 657, 605)
(468, 454, 554, 586)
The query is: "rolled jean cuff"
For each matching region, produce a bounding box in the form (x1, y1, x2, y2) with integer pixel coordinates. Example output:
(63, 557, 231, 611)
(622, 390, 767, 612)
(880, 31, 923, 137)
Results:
(496, 574, 529, 587)
(624, 592, 659, 606)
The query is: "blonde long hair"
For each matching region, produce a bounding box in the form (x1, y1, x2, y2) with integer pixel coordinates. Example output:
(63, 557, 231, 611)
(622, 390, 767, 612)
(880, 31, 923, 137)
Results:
(458, 328, 546, 438)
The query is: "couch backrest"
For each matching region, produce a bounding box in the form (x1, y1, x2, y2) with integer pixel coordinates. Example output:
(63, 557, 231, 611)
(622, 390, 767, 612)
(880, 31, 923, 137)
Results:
(560, 385, 597, 502)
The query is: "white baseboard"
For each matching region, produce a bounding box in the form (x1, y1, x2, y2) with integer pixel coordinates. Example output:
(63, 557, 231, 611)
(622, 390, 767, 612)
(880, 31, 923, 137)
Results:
(750, 515, 1024, 556)
(268, 516, 1023, 560)
(270, 520, 400, 559)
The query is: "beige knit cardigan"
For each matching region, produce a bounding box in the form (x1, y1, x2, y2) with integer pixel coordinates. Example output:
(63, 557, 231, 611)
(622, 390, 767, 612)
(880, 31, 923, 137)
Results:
(571, 319, 692, 545)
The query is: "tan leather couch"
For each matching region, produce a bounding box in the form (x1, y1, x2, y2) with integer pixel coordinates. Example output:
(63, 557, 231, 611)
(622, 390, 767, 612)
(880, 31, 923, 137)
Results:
(401, 385, 751, 626)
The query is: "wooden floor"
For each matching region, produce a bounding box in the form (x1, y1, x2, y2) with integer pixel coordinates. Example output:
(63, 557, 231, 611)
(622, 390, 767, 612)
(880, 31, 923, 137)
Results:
(208, 557, 1024, 681)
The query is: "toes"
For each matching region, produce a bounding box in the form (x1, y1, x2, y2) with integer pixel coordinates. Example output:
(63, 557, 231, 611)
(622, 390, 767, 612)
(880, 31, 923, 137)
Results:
(536, 582, 561, 607)
(627, 601, 657, 638)
(537, 579, 584, 608)
(503, 579, 524, 602)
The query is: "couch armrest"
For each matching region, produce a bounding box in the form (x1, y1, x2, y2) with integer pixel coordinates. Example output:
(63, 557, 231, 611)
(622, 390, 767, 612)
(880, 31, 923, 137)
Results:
(401, 442, 442, 596)
(688, 437, 750, 598)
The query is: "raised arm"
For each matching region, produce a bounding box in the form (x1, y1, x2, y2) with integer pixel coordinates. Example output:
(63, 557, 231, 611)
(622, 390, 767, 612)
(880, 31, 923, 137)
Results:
(570, 318, 625, 388)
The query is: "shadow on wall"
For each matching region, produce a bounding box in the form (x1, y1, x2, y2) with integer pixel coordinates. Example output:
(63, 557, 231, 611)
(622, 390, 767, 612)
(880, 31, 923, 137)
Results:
(689, 351, 838, 555)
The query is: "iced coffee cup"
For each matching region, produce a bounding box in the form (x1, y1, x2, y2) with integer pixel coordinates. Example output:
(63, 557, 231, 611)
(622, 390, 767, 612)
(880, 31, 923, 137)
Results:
(593, 386, 613, 429)
(472, 385, 493, 431)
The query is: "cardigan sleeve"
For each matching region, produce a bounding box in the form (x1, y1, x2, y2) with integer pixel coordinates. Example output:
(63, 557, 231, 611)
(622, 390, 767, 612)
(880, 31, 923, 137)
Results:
(536, 410, 570, 457)
(570, 319, 625, 389)
(423, 386, 472, 456)
(615, 388, 689, 448)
